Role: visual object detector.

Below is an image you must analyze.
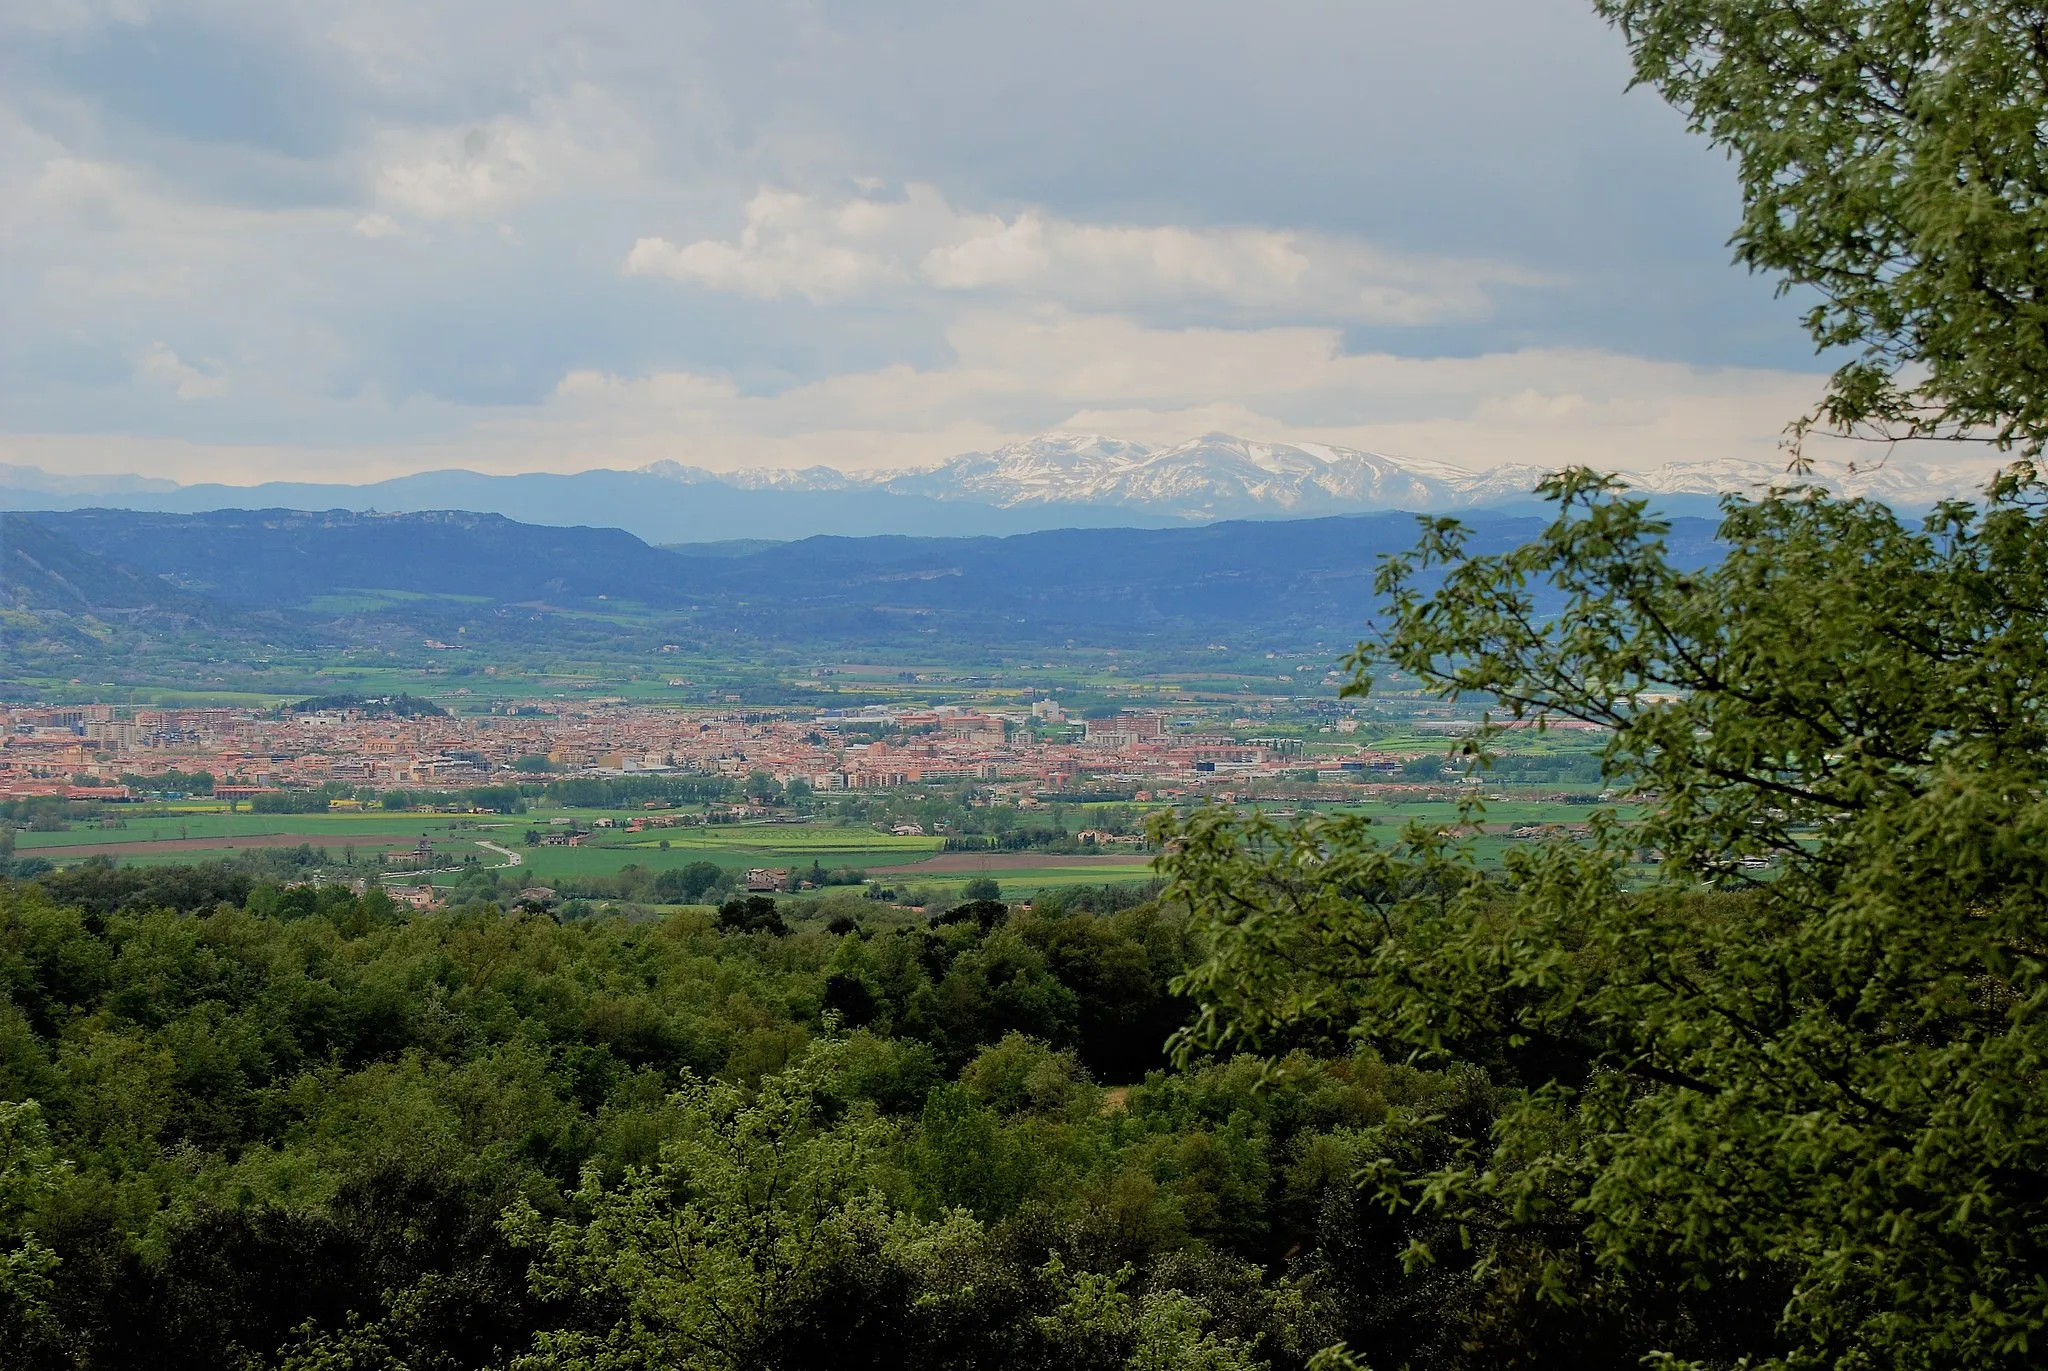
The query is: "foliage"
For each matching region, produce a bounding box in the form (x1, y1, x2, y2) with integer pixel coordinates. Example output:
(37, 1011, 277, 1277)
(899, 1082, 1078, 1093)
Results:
(1036, 1253, 1265, 1371)
(372, 784, 524, 814)
(715, 895, 789, 937)
(0, 1101, 63, 1357)
(252, 784, 354, 815)
(654, 861, 726, 904)
(1160, 472, 2048, 1369)
(0, 858, 1512, 1368)
(544, 777, 733, 810)
(505, 1044, 900, 1371)
(31, 856, 257, 916)
(287, 693, 449, 718)
(118, 770, 215, 796)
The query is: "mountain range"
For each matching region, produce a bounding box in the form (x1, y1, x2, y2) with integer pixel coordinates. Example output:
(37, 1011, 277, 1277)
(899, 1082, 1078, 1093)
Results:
(0, 433, 1990, 543)
(0, 506, 1724, 680)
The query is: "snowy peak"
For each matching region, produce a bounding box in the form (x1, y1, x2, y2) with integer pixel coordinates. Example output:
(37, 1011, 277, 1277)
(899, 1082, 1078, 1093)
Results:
(632, 432, 1994, 519)
(874, 432, 1455, 517)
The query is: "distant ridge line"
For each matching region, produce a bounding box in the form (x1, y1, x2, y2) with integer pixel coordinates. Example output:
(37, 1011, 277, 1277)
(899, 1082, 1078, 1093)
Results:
(0, 430, 1992, 545)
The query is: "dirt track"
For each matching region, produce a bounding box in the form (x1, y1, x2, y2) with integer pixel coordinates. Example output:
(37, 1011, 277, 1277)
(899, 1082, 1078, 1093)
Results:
(869, 851, 1155, 873)
(18, 833, 420, 859)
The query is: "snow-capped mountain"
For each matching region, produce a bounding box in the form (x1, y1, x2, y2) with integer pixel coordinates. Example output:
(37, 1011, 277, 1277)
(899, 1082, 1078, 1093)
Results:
(1622, 456, 1983, 503)
(868, 433, 1450, 516)
(636, 432, 1998, 519)
(0, 434, 2002, 548)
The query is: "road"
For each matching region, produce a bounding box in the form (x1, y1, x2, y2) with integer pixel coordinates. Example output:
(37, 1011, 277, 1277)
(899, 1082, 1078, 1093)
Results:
(476, 840, 524, 868)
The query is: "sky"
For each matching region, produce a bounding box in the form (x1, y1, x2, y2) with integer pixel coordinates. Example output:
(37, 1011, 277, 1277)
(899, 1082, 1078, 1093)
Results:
(1, 0, 1856, 485)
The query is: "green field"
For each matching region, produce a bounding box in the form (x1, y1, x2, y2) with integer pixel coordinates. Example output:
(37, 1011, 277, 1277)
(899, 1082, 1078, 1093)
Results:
(13, 785, 1622, 901)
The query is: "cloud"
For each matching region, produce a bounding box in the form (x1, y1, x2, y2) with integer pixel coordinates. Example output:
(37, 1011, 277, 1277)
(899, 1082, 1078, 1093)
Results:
(138, 341, 227, 398)
(625, 185, 1541, 323)
(512, 311, 1831, 475)
(3, 309, 1842, 484)
(370, 86, 645, 220)
(27, 156, 136, 231)
(0, 2, 1832, 490)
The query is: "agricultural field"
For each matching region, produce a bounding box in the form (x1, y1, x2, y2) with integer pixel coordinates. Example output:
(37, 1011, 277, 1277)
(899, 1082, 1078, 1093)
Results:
(9, 780, 1624, 907)
(13, 805, 1149, 901)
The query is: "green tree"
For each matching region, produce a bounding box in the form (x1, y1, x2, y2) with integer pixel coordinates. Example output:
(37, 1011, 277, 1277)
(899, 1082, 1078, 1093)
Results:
(503, 1048, 897, 1371)
(1594, 0, 2048, 459)
(716, 895, 787, 936)
(0, 1101, 64, 1357)
(1161, 473, 2048, 1369)
(1035, 1254, 1265, 1371)
(655, 861, 725, 903)
(961, 876, 1002, 903)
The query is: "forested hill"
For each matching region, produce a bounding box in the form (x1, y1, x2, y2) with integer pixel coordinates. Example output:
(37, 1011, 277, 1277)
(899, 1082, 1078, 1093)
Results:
(13, 506, 1725, 649)
(0, 513, 217, 618)
(23, 508, 689, 607)
(0, 512, 269, 663)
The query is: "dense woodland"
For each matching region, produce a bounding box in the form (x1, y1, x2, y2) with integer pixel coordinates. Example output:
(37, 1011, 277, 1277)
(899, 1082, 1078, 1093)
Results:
(0, 863, 1551, 1371)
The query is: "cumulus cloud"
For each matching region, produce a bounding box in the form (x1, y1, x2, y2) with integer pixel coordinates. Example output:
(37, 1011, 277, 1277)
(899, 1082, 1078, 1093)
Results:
(138, 342, 228, 398)
(27, 156, 137, 231)
(5, 310, 1843, 484)
(371, 86, 645, 220)
(625, 185, 1540, 323)
(515, 311, 1828, 475)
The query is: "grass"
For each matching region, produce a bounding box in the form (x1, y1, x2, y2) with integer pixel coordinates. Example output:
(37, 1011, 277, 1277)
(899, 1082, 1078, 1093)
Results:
(614, 826, 939, 855)
(20, 811, 947, 880)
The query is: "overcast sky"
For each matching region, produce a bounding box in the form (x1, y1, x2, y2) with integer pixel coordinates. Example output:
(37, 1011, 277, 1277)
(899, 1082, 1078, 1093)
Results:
(2, 0, 1851, 483)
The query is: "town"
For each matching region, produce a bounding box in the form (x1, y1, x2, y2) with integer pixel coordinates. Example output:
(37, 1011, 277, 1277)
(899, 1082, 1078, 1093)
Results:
(0, 696, 1458, 807)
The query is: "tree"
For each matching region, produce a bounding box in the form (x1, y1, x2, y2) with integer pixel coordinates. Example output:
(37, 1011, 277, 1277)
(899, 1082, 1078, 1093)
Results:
(961, 876, 1002, 903)
(715, 895, 788, 937)
(1594, 1, 2048, 460)
(502, 1048, 916, 1371)
(1035, 1255, 1264, 1371)
(1160, 472, 2048, 1369)
(1150, 8, 2048, 1361)
(655, 861, 724, 903)
(0, 1102, 64, 1360)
